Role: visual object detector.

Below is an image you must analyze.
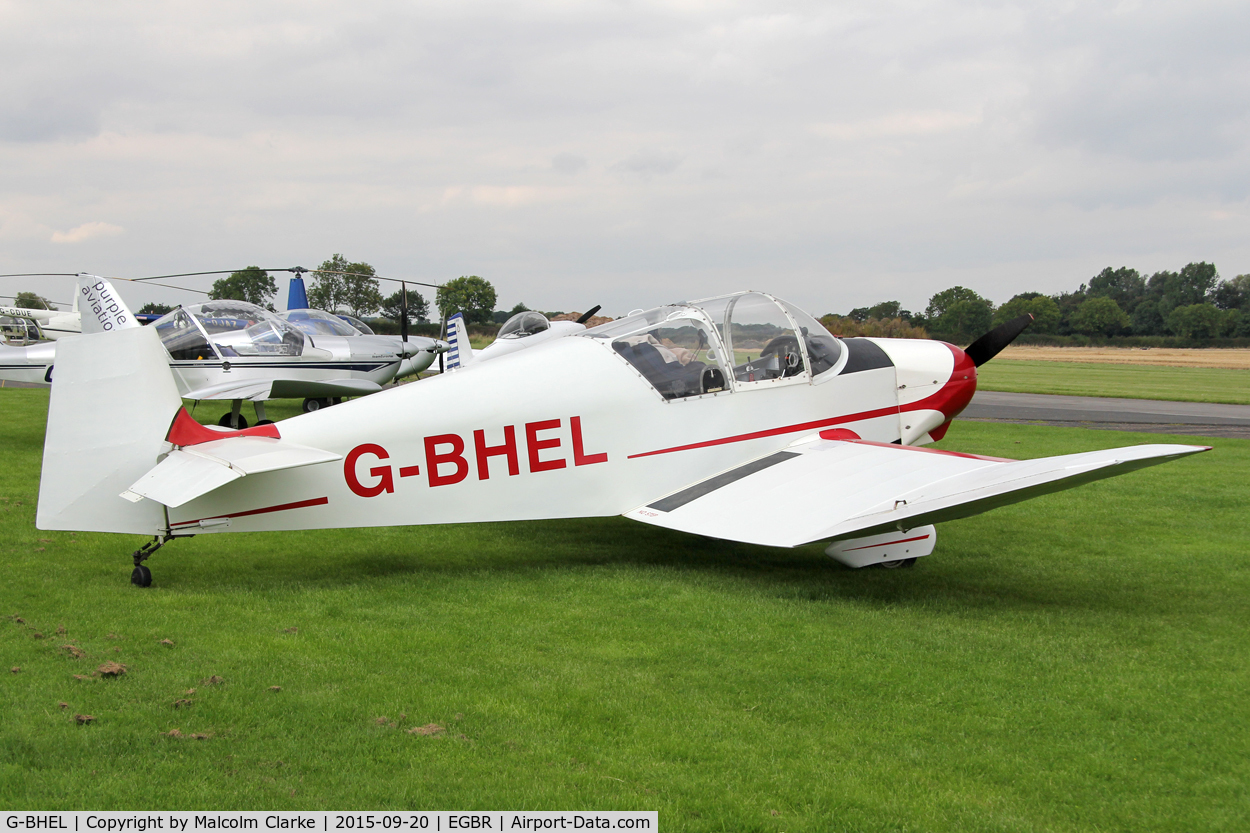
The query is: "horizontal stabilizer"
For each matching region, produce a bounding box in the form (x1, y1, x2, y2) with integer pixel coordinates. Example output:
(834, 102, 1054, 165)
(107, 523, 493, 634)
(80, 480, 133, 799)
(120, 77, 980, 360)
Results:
(125, 436, 342, 508)
(627, 436, 1209, 548)
(183, 377, 383, 401)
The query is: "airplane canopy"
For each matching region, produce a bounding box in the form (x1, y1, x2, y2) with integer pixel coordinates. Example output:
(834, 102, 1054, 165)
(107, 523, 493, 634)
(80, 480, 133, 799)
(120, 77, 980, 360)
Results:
(580, 291, 843, 400)
(153, 301, 305, 360)
(498, 310, 552, 339)
(281, 308, 363, 337)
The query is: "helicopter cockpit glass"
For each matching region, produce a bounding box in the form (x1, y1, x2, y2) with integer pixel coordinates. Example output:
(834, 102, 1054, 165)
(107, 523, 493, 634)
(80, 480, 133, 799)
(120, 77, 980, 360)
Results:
(154, 308, 217, 361)
(281, 309, 363, 337)
(583, 306, 728, 400)
(498, 311, 551, 339)
(185, 301, 305, 357)
(338, 315, 374, 335)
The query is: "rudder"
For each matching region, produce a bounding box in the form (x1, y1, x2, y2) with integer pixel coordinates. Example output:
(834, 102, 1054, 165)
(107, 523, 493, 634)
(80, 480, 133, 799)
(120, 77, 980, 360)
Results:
(37, 327, 183, 534)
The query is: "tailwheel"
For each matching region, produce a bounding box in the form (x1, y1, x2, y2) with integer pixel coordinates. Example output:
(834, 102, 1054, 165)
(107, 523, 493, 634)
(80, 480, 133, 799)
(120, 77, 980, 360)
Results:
(130, 534, 173, 587)
(130, 564, 152, 587)
(878, 558, 917, 570)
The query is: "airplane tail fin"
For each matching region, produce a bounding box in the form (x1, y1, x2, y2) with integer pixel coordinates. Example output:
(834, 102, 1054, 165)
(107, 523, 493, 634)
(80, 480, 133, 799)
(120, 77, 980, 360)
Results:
(77, 274, 139, 334)
(444, 312, 476, 370)
(37, 326, 183, 534)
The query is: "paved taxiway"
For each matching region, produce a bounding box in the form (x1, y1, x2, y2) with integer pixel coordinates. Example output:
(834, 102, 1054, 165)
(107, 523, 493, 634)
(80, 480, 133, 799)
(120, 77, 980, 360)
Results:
(963, 391, 1250, 439)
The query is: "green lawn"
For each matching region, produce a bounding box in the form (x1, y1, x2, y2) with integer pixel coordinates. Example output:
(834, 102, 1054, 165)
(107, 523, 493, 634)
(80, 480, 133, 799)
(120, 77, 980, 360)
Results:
(977, 359, 1250, 405)
(2, 388, 1246, 830)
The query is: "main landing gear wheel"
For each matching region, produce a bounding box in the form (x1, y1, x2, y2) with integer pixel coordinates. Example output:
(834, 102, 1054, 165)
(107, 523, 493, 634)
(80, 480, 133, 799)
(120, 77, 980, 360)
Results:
(130, 564, 152, 587)
(218, 413, 249, 429)
(302, 397, 332, 413)
(878, 558, 917, 569)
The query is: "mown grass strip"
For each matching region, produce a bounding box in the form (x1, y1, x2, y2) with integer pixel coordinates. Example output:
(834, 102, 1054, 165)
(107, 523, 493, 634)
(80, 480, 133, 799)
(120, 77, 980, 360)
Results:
(977, 359, 1250, 405)
(1, 388, 1246, 831)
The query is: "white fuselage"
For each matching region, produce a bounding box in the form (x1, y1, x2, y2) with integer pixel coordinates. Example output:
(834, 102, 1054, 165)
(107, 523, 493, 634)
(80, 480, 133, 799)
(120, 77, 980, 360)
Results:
(163, 334, 972, 534)
(0, 333, 436, 394)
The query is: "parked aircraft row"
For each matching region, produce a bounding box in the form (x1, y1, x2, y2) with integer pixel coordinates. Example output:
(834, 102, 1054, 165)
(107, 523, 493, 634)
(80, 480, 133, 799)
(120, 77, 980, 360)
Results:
(29, 283, 1207, 586)
(0, 275, 447, 424)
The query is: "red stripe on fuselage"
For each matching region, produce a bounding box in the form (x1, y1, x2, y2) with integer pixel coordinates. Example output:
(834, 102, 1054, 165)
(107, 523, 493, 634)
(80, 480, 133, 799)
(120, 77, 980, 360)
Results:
(170, 496, 328, 529)
(625, 405, 902, 459)
(841, 534, 931, 552)
(627, 342, 980, 460)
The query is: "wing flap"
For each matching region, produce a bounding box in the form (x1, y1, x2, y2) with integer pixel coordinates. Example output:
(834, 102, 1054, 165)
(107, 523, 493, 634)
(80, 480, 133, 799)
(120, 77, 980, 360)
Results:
(627, 437, 1209, 548)
(125, 436, 342, 508)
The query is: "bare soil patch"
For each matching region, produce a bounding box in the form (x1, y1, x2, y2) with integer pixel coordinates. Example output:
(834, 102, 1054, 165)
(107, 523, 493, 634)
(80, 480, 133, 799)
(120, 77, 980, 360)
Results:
(1001, 346, 1250, 369)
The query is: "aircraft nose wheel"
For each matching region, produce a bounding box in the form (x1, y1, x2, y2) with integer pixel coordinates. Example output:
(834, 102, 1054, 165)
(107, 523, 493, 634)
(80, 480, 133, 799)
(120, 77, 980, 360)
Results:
(878, 558, 917, 569)
(130, 564, 152, 587)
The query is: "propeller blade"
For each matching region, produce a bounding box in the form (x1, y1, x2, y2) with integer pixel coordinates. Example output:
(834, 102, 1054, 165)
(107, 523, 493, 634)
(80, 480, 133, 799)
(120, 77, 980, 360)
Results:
(575, 305, 602, 326)
(964, 313, 1034, 367)
(400, 282, 409, 343)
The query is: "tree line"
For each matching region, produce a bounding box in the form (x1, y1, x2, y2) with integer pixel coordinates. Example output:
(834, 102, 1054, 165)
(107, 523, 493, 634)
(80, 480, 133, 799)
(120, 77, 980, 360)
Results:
(125, 258, 501, 329)
(823, 262, 1250, 344)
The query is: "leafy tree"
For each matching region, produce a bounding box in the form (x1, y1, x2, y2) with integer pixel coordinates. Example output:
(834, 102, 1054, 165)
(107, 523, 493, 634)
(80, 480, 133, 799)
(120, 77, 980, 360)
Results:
(309, 255, 384, 318)
(1071, 296, 1129, 336)
(847, 300, 912, 323)
(924, 286, 985, 320)
(819, 315, 927, 339)
(937, 299, 993, 342)
(925, 287, 992, 341)
(868, 301, 904, 321)
(1213, 274, 1250, 311)
(1048, 289, 1087, 334)
(436, 276, 497, 324)
(1130, 297, 1165, 335)
(1087, 267, 1146, 313)
(1143, 262, 1218, 325)
(138, 302, 173, 316)
(1167, 303, 1224, 339)
(994, 294, 1061, 334)
(380, 288, 429, 324)
(209, 266, 277, 309)
(14, 291, 56, 310)
(1175, 262, 1219, 306)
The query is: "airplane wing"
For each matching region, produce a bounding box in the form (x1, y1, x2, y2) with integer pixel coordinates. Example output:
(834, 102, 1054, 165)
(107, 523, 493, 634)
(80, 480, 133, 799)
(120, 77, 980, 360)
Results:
(182, 378, 385, 401)
(123, 436, 342, 508)
(626, 434, 1210, 548)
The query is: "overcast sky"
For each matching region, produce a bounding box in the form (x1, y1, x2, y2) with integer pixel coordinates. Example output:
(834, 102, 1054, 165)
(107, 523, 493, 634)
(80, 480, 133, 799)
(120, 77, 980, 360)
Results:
(2, 0, 1247, 317)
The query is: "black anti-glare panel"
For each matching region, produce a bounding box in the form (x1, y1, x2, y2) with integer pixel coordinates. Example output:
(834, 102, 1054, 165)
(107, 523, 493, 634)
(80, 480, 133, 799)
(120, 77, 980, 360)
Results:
(838, 338, 894, 374)
(648, 451, 800, 513)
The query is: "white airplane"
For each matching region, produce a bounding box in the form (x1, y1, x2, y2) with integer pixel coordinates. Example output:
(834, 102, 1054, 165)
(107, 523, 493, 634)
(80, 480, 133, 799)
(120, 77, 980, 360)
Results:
(35, 289, 1208, 587)
(0, 300, 82, 340)
(279, 308, 433, 380)
(1, 275, 447, 423)
(444, 307, 601, 369)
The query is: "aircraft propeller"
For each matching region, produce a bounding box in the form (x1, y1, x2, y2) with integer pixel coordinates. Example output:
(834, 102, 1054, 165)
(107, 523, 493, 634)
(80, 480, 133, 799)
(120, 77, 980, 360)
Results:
(964, 313, 1034, 367)
(575, 305, 602, 325)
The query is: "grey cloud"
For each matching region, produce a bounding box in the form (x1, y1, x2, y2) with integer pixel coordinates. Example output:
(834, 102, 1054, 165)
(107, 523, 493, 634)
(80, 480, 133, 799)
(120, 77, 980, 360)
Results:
(1, 1, 1248, 317)
(551, 153, 587, 174)
(611, 151, 682, 177)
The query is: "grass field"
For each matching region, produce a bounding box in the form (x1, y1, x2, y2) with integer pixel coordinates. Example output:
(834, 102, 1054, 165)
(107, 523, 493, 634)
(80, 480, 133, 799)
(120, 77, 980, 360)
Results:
(976, 359, 1250, 405)
(2, 388, 1247, 830)
(999, 347, 1250, 369)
